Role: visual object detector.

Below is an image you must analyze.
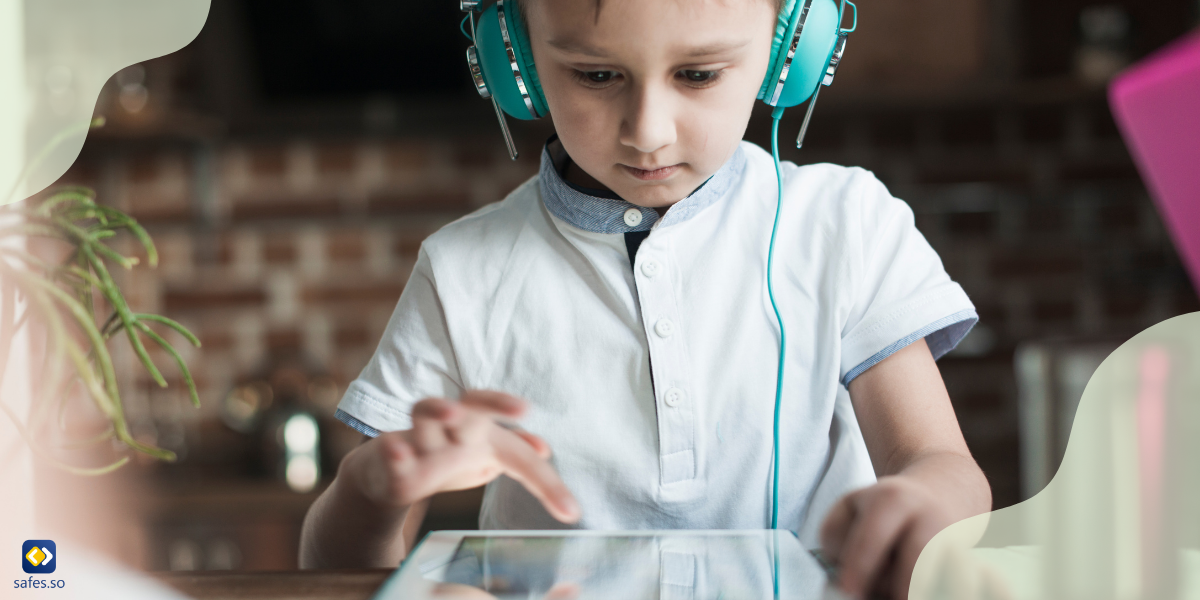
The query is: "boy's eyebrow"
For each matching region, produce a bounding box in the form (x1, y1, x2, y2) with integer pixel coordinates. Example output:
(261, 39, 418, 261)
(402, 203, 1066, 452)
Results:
(679, 39, 753, 57)
(546, 39, 609, 57)
(546, 38, 752, 58)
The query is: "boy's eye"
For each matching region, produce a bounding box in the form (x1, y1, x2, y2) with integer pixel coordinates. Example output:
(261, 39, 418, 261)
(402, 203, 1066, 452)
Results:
(584, 71, 616, 83)
(678, 70, 722, 87)
(573, 70, 620, 88)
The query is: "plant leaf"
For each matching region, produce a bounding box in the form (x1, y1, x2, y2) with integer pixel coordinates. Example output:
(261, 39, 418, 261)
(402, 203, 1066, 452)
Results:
(96, 206, 157, 268)
(134, 313, 201, 347)
(136, 321, 201, 408)
(80, 246, 166, 387)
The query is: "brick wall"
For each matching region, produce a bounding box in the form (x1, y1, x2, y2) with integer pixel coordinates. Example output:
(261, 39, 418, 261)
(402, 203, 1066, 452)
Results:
(59, 133, 540, 470)
(57, 87, 1198, 511)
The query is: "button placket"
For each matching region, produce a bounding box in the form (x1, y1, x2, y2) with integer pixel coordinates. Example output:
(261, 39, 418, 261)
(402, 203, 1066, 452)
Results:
(660, 549, 696, 600)
(632, 243, 697, 484)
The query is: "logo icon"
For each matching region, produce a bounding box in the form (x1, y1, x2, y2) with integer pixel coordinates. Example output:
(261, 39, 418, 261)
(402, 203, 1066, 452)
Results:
(22, 540, 55, 574)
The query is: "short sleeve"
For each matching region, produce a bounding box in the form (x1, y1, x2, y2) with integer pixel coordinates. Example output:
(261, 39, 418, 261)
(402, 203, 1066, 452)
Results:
(839, 173, 977, 386)
(335, 248, 464, 435)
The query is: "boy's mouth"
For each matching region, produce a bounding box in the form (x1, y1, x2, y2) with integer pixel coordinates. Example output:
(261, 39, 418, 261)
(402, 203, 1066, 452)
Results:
(622, 163, 682, 181)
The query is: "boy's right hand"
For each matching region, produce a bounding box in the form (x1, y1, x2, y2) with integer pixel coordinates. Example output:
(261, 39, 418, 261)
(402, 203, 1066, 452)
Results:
(341, 390, 582, 524)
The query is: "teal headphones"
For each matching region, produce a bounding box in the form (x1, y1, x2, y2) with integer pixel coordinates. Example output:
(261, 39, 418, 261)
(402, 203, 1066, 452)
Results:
(460, 0, 857, 158)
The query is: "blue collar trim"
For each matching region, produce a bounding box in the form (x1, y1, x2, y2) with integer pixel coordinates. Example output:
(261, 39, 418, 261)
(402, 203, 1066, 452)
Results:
(538, 141, 746, 234)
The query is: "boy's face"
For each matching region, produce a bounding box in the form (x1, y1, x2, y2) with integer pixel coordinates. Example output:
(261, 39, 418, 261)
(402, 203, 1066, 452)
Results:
(525, 0, 777, 208)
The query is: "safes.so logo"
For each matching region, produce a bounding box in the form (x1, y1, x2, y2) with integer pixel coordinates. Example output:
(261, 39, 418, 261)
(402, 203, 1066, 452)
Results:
(22, 541, 55, 574)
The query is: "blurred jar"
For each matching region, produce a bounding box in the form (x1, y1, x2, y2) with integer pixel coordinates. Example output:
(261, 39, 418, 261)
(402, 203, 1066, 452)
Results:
(220, 357, 340, 492)
(1074, 5, 1133, 86)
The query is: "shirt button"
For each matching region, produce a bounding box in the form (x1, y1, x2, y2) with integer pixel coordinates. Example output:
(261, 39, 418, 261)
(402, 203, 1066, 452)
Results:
(640, 260, 659, 278)
(663, 387, 685, 408)
(623, 208, 643, 227)
(654, 318, 674, 338)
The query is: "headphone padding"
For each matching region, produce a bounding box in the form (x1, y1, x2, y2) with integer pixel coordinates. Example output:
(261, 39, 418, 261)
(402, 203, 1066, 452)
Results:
(504, 0, 548, 117)
(758, 0, 801, 100)
(758, 0, 842, 108)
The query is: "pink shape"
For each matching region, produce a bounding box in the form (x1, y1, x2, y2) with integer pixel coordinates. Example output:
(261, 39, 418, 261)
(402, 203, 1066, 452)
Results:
(1110, 32, 1200, 293)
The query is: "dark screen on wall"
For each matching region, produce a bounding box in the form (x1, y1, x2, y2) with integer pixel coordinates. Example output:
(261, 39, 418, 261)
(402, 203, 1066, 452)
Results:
(1017, 0, 1196, 79)
(242, 0, 472, 99)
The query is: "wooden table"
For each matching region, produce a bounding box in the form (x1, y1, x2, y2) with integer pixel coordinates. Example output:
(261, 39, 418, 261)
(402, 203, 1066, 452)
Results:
(155, 569, 392, 600)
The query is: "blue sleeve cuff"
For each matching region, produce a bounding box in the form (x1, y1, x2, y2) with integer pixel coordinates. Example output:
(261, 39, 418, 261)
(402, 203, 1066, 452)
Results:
(334, 408, 381, 438)
(841, 309, 978, 387)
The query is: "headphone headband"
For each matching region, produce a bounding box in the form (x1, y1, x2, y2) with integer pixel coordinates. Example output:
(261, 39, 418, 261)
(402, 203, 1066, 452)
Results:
(464, 0, 854, 157)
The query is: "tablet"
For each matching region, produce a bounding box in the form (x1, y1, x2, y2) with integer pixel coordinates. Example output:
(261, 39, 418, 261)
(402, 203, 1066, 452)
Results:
(374, 529, 837, 599)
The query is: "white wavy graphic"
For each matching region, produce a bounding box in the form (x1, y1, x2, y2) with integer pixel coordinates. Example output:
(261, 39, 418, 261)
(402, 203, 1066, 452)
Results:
(0, 0, 210, 205)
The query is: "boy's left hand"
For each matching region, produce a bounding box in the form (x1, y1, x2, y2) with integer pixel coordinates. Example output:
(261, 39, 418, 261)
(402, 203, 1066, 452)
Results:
(820, 475, 955, 600)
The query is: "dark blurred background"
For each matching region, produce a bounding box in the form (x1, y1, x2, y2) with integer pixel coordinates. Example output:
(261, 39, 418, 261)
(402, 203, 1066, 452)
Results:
(51, 0, 1200, 573)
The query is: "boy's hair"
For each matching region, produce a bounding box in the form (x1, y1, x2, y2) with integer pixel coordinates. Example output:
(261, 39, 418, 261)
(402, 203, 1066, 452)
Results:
(521, 0, 787, 27)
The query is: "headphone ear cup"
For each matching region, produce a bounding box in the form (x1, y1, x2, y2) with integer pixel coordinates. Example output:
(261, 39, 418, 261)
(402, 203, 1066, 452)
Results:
(504, 0, 548, 116)
(472, 0, 548, 120)
(758, 0, 842, 108)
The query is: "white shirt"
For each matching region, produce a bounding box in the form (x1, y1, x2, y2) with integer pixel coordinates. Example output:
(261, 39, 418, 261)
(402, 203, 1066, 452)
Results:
(335, 139, 976, 547)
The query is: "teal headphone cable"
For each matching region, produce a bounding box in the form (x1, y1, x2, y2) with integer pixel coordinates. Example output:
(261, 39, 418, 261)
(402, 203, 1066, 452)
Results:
(767, 104, 788, 531)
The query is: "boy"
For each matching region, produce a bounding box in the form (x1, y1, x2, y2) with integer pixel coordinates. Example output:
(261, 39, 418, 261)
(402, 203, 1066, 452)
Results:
(301, 0, 992, 598)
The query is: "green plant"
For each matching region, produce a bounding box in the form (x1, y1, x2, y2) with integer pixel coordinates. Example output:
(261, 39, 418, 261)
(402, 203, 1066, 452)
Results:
(0, 119, 200, 474)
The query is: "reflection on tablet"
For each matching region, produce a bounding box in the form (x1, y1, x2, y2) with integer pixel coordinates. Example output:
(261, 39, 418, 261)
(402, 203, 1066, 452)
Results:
(410, 531, 828, 600)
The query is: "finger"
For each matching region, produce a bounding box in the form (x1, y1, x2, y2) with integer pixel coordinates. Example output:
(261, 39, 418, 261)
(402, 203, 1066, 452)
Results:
(411, 397, 459, 421)
(411, 398, 458, 453)
(431, 582, 498, 598)
(512, 428, 552, 459)
(892, 520, 943, 600)
(544, 582, 581, 600)
(459, 390, 528, 419)
(894, 544, 916, 600)
(820, 494, 857, 562)
(358, 434, 416, 504)
(392, 443, 498, 504)
(872, 553, 897, 599)
(443, 392, 523, 447)
(492, 428, 581, 523)
(837, 494, 916, 598)
(444, 404, 494, 447)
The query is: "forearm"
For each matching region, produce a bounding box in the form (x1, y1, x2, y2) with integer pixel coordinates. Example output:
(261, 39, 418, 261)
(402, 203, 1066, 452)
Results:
(299, 472, 412, 569)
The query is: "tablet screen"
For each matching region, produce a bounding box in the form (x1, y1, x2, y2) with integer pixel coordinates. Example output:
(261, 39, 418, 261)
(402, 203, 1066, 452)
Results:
(427, 532, 826, 599)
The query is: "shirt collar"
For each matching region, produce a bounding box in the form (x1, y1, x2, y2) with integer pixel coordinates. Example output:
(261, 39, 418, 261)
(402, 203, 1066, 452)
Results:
(538, 136, 746, 234)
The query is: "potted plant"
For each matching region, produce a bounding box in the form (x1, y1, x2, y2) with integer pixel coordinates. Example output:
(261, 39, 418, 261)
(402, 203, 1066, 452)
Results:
(0, 118, 201, 474)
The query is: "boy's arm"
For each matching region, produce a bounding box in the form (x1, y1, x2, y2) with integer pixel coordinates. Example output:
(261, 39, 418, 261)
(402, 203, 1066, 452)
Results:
(299, 392, 581, 569)
(826, 338, 992, 600)
(300, 470, 429, 569)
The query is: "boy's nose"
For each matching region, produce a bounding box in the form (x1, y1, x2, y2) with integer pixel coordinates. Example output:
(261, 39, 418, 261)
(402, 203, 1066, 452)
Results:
(618, 82, 677, 155)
